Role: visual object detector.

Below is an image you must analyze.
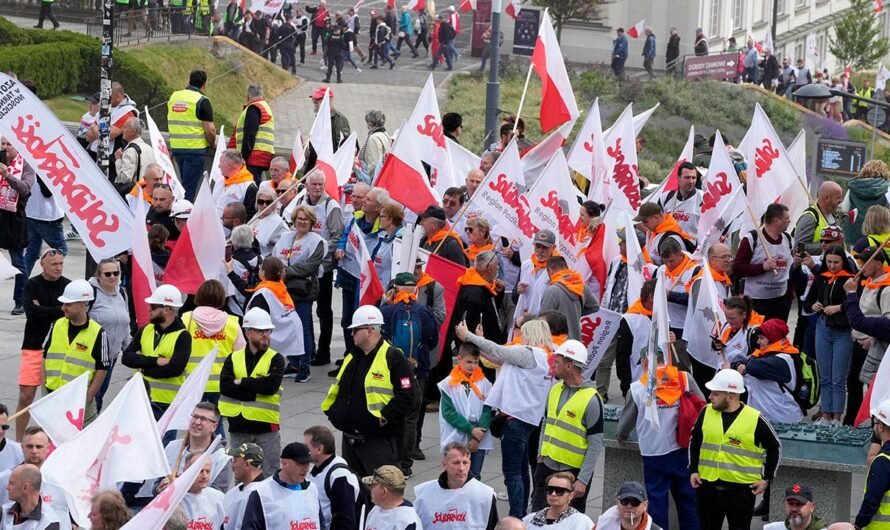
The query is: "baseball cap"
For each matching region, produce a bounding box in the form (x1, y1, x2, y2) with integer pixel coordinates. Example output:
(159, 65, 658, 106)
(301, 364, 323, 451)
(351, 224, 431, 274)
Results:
(362, 465, 406, 490)
(394, 272, 417, 287)
(310, 87, 333, 100)
(88, 92, 101, 103)
(616, 481, 647, 501)
(280, 442, 312, 464)
(633, 202, 664, 222)
(533, 229, 556, 248)
(228, 442, 264, 467)
(784, 483, 814, 503)
(418, 205, 447, 222)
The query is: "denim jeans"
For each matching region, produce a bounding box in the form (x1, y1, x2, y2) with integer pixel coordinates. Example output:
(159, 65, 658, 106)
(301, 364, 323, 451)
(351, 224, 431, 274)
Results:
(294, 300, 314, 377)
(501, 417, 536, 517)
(173, 152, 206, 202)
(470, 449, 486, 480)
(25, 218, 68, 278)
(815, 318, 853, 414)
(8, 249, 25, 306)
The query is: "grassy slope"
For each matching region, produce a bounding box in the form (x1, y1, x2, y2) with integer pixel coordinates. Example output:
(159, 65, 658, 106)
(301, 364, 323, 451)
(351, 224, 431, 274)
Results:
(45, 43, 299, 131)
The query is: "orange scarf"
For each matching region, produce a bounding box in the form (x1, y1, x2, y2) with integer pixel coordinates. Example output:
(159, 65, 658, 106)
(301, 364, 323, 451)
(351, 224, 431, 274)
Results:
(429, 229, 465, 247)
(652, 213, 694, 241)
(821, 269, 853, 284)
(686, 264, 731, 293)
(249, 280, 294, 309)
(448, 365, 486, 399)
(549, 269, 585, 297)
(751, 339, 799, 358)
(552, 334, 567, 347)
(225, 166, 255, 187)
(664, 254, 694, 283)
(719, 311, 765, 342)
(577, 224, 590, 244)
(129, 182, 153, 204)
(864, 273, 890, 290)
(393, 291, 417, 305)
(640, 365, 683, 406)
(466, 242, 494, 262)
(531, 248, 559, 272)
(416, 273, 435, 288)
(457, 267, 498, 296)
(626, 299, 653, 317)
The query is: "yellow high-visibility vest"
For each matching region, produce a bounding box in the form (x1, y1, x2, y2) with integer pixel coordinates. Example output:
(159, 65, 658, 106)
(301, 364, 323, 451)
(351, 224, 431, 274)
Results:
(218, 348, 281, 424)
(321, 342, 394, 418)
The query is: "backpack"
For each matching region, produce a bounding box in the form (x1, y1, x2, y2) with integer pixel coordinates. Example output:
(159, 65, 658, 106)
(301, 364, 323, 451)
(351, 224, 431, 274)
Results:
(323, 462, 373, 522)
(391, 306, 424, 363)
(782, 352, 821, 413)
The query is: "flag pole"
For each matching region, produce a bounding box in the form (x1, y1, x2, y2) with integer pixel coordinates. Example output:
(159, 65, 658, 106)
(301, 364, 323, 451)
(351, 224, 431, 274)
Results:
(169, 431, 190, 481)
(852, 238, 890, 282)
(513, 10, 543, 135)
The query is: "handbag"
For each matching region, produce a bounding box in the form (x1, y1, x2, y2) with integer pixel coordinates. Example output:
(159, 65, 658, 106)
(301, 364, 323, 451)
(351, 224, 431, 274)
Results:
(676, 372, 706, 448)
(286, 276, 316, 300)
(489, 412, 507, 439)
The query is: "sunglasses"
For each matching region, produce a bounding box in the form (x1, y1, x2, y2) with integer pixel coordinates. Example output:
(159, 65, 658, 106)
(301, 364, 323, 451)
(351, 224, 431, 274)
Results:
(276, 189, 289, 195)
(102, 271, 121, 278)
(351, 326, 372, 334)
(149, 304, 167, 310)
(41, 249, 63, 259)
(0, 425, 9, 431)
(464, 227, 474, 233)
(547, 486, 571, 496)
(294, 217, 311, 223)
(154, 183, 172, 190)
(620, 498, 642, 507)
(257, 199, 273, 206)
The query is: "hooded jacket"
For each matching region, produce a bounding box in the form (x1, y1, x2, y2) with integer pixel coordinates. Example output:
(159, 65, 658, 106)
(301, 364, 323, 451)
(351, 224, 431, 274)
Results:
(844, 177, 889, 243)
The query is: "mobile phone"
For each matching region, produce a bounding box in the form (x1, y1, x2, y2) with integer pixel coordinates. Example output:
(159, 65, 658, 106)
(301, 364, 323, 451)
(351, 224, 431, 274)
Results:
(0, 150, 6, 166)
(224, 244, 233, 261)
(796, 242, 806, 257)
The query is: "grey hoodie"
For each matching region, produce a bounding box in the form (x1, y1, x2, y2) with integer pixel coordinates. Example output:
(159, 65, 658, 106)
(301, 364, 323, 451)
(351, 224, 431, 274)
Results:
(88, 277, 131, 357)
(539, 280, 599, 341)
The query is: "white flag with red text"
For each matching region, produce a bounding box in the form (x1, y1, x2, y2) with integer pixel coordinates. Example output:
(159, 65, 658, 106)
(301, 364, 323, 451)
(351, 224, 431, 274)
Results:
(0, 73, 135, 260)
(603, 104, 642, 214)
(120, 436, 223, 530)
(566, 99, 614, 207)
(132, 188, 158, 327)
(740, 103, 799, 220)
(401, 75, 454, 195)
(164, 179, 227, 294)
(0, 252, 17, 282)
(521, 120, 574, 186)
(685, 262, 729, 370)
(42, 374, 170, 528)
(526, 150, 584, 270)
(644, 270, 670, 428)
(341, 222, 385, 305)
(645, 126, 695, 205)
(448, 138, 481, 183)
(474, 139, 537, 251)
(308, 88, 341, 200)
(579, 309, 623, 379)
(29, 372, 89, 447)
(144, 107, 185, 199)
(157, 346, 218, 434)
(697, 131, 745, 250)
(532, 10, 580, 133)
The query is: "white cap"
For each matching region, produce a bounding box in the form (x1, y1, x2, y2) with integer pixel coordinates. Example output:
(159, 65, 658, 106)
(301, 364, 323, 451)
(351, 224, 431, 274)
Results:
(170, 199, 193, 220)
(872, 399, 890, 426)
(243, 307, 275, 330)
(144, 284, 184, 308)
(556, 340, 588, 365)
(58, 279, 95, 304)
(705, 369, 746, 393)
(348, 305, 384, 329)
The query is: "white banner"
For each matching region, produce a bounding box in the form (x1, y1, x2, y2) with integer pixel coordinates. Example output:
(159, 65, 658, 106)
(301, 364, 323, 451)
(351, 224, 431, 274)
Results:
(0, 74, 135, 259)
(29, 372, 89, 447)
(579, 309, 623, 380)
(474, 138, 536, 250)
(144, 107, 185, 199)
(250, 0, 286, 16)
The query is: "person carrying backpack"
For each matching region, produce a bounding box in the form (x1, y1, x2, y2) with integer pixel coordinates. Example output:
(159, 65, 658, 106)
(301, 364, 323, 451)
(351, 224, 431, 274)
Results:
(304, 425, 372, 530)
(380, 272, 439, 478)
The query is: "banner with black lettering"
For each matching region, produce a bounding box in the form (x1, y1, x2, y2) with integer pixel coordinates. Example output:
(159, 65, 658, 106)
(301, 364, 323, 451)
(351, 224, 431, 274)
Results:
(0, 74, 135, 259)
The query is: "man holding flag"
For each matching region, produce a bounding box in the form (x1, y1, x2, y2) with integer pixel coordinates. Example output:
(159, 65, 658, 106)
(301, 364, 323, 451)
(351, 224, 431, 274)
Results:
(658, 162, 702, 239)
(635, 203, 696, 267)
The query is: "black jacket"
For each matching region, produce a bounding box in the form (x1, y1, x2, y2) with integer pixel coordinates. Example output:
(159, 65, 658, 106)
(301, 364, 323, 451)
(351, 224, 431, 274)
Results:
(219, 345, 285, 433)
(420, 235, 468, 267)
(122, 318, 191, 380)
(445, 283, 505, 355)
(666, 33, 680, 61)
(803, 273, 852, 328)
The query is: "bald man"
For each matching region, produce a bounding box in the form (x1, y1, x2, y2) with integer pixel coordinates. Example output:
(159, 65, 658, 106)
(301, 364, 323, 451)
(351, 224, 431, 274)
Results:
(495, 516, 527, 530)
(2, 464, 63, 529)
(793, 181, 842, 256)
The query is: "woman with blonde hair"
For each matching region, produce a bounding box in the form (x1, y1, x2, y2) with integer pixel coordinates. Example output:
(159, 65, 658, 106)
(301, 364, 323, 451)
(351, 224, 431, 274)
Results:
(88, 490, 132, 530)
(455, 317, 554, 518)
(465, 217, 495, 262)
(853, 205, 890, 258)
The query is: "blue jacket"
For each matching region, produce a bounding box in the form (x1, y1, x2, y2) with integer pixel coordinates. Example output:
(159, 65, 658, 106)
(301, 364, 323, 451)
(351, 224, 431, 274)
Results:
(613, 34, 628, 59)
(380, 299, 439, 378)
(643, 34, 656, 57)
(399, 11, 414, 35)
(843, 291, 890, 342)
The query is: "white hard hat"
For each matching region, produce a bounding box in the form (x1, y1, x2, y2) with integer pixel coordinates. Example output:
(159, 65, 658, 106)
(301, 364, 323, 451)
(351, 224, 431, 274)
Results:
(705, 369, 746, 394)
(170, 199, 193, 220)
(556, 340, 588, 365)
(243, 307, 275, 330)
(872, 399, 890, 426)
(348, 305, 384, 329)
(58, 279, 94, 304)
(144, 284, 184, 308)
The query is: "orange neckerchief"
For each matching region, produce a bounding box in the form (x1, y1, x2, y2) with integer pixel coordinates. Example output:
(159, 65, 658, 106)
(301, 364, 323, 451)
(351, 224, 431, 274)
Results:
(393, 291, 417, 305)
(552, 334, 567, 347)
(664, 254, 694, 283)
(249, 280, 294, 309)
(225, 166, 255, 187)
(640, 365, 683, 406)
(448, 365, 486, 399)
(129, 182, 153, 204)
(457, 267, 498, 296)
(416, 273, 435, 288)
(531, 248, 559, 272)
(863, 273, 890, 290)
(686, 263, 731, 293)
(751, 339, 799, 358)
(821, 269, 853, 284)
(652, 214, 694, 241)
(577, 224, 590, 244)
(719, 312, 765, 342)
(549, 269, 585, 297)
(466, 242, 494, 262)
(429, 229, 465, 247)
(626, 299, 653, 317)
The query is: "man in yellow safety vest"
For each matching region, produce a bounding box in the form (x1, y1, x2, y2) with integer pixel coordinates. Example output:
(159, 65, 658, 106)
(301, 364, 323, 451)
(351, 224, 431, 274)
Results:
(167, 70, 217, 201)
(227, 84, 275, 183)
(854, 398, 890, 529)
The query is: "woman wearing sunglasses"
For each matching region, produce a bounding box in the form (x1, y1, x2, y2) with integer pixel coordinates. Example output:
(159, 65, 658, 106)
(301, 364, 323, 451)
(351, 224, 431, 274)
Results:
(88, 258, 131, 413)
(253, 188, 288, 258)
(523, 472, 594, 529)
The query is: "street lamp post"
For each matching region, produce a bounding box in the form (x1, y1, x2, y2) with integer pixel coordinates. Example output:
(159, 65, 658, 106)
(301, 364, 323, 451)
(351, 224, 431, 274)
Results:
(483, 0, 502, 151)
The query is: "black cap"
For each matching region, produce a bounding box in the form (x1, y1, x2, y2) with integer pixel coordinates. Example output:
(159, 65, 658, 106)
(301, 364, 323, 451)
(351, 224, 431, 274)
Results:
(394, 272, 417, 286)
(784, 483, 814, 503)
(418, 205, 447, 222)
(280, 442, 312, 464)
(617, 481, 647, 501)
(88, 92, 101, 103)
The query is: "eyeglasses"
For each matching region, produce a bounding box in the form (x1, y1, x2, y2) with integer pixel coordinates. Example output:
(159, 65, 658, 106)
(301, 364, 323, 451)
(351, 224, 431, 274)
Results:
(619, 498, 642, 507)
(546, 486, 572, 496)
(190, 414, 218, 425)
(149, 304, 167, 310)
(154, 183, 172, 190)
(102, 271, 121, 277)
(257, 199, 273, 206)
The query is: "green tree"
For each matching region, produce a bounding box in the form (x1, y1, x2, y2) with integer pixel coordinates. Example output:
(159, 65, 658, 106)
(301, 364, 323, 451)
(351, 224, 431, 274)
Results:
(530, 0, 608, 42)
(829, 0, 890, 69)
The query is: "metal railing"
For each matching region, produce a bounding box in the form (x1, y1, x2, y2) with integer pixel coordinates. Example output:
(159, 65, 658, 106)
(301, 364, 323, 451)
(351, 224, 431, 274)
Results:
(85, 6, 207, 47)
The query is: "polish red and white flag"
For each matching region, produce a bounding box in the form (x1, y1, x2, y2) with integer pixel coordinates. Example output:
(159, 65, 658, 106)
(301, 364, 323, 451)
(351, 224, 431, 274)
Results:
(408, 0, 426, 11)
(645, 126, 695, 206)
(532, 9, 580, 133)
(341, 222, 385, 305)
(29, 371, 89, 447)
(505, 0, 521, 19)
(459, 0, 475, 13)
(626, 19, 645, 39)
(289, 127, 305, 173)
(163, 180, 227, 294)
(875, 0, 884, 14)
(307, 88, 341, 200)
(131, 196, 157, 327)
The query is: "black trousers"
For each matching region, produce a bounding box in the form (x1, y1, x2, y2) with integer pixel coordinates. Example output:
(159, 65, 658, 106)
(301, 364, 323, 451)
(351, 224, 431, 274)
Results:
(37, 1, 59, 28)
(400, 376, 425, 471)
(325, 54, 344, 81)
(751, 295, 792, 322)
(696, 481, 755, 530)
(315, 269, 334, 361)
(296, 34, 306, 63)
(247, 165, 265, 184)
(342, 434, 399, 478)
(281, 45, 296, 73)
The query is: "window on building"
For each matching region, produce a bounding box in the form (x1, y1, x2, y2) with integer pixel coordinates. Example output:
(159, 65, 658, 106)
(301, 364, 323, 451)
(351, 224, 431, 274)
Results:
(732, 0, 744, 29)
(776, 0, 786, 15)
(795, 0, 807, 8)
(795, 43, 803, 63)
(710, 0, 720, 37)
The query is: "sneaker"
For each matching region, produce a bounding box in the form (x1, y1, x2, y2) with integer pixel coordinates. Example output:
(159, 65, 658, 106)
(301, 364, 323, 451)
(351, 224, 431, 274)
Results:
(309, 358, 330, 367)
(295, 372, 311, 383)
(425, 401, 439, 413)
(283, 363, 299, 375)
(355, 68, 362, 74)
(327, 367, 340, 377)
(496, 491, 509, 501)
(11, 305, 24, 316)
(410, 449, 425, 460)
(401, 468, 413, 479)
(65, 229, 79, 240)
(390, 61, 395, 69)
(813, 417, 830, 426)
(335, 359, 344, 366)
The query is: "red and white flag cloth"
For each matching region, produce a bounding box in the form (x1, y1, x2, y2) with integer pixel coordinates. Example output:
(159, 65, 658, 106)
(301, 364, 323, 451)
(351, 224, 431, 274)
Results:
(858, 351, 890, 426)
(307, 87, 341, 201)
(685, 257, 729, 370)
(164, 179, 227, 294)
(29, 371, 89, 447)
(0, 73, 135, 260)
(567, 99, 614, 207)
(875, 0, 884, 13)
(250, 0, 285, 15)
(458, 0, 474, 13)
(156, 346, 219, 434)
(526, 150, 585, 272)
(0, 252, 18, 282)
(408, 0, 426, 11)
(579, 309, 623, 379)
(645, 125, 695, 205)
(696, 130, 745, 251)
(739, 103, 800, 221)
(424, 253, 467, 358)
(779, 129, 810, 225)
(120, 435, 223, 530)
(289, 127, 305, 173)
(209, 125, 226, 204)
(340, 222, 385, 305)
(131, 196, 158, 327)
(531, 9, 580, 134)
(450, 9, 460, 33)
(877, 64, 890, 91)
(644, 270, 670, 429)
(603, 103, 642, 214)
(42, 374, 170, 528)
(626, 19, 645, 39)
(144, 107, 185, 200)
(746, 28, 763, 53)
(334, 132, 358, 191)
(505, 0, 521, 18)
(521, 120, 574, 186)
(474, 139, 536, 248)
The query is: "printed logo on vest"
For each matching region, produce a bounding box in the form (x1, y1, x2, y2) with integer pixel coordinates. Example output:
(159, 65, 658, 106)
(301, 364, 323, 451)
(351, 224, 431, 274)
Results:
(432, 508, 467, 524)
(400, 377, 412, 389)
(290, 518, 319, 530)
(187, 517, 214, 530)
(371, 371, 385, 381)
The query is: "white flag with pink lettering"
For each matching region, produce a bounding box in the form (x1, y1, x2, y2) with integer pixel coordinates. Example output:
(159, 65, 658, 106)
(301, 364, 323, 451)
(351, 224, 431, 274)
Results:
(42, 373, 170, 528)
(740, 103, 799, 220)
(404, 74, 454, 195)
(29, 371, 89, 447)
(157, 346, 218, 434)
(579, 309, 623, 379)
(603, 104, 642, 214)
(0, 73, 135, 260)
(120, 436, 222, 530)
(525, 150, 584, 271)
(473, 139, 537, 248)
(144, 107, 185, 199)
(696, 131, 745, 250)
(566, 99, 613, 207)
